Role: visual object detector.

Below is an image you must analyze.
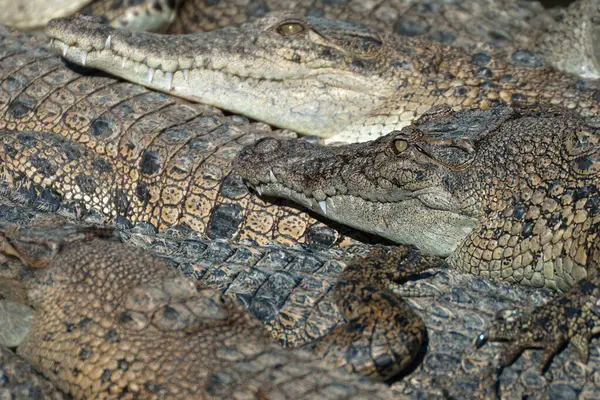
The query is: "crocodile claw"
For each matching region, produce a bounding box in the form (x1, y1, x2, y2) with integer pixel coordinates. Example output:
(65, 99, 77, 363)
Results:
(476, 275, 600, 372)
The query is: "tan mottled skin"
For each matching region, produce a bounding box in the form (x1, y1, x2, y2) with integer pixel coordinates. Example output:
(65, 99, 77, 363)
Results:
(0, 25, 374, 250)
(46, 11, 600, 144)
(0, 221, 435, 399)
(538, 0, 600, 79)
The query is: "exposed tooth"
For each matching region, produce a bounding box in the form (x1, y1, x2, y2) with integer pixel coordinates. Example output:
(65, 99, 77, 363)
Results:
(105, 35, 111, 50)
(256, 186, 262, 196)
(121, 57, 126, 69)
(81, 50, 87, 66)
(62, 44, 69, 57)
(165, 71, 173, 90)
(148, 68, 155, 83)
(135, 62, 140, 73)
(50, 38, 54, 46)
(318, 200, 327, 215)
(183, 69, 189, 81)
(268, 170, 277, 183)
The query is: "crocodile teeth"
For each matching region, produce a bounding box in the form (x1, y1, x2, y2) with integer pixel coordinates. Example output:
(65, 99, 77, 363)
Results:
(183, 69, 189, 81)
(81, 51, 87, 66)
(105, 35, 111, 50)
(62, 44, 69, 57)
(121, 57, 126, 69)
(256, 186, 262, 196)
(318, 200, 327, 215)
(148, 68, 155, 83)
(165, 72, 173, 90)
(49, 38, 54, 46)
(268, 170, 277, 183)
(135, 62, 140, 73)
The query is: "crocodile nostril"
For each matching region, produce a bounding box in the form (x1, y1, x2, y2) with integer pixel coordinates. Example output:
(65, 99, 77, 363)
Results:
(253, 137, 281, 154)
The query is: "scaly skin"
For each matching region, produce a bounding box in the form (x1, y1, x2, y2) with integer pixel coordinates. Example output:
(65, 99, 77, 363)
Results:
(0, 343, 66, 399)
(537, 0, 600, 79)
(0, 26, 438, 386)
(236, 104, 600, 369)
(0, 221, 412, 399)
(2, 195, 599, 398)
(4, 0, 596, 79)
(46, 11, 600, 144)
(169, 0, 553, 53)
(0, 25, 374, 250)
(0, 28, 436, 384)
(0, 0, 181, 32)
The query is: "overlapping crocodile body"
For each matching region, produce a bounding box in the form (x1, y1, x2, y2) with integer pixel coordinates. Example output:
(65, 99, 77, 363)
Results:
(0, 25, 373, 250)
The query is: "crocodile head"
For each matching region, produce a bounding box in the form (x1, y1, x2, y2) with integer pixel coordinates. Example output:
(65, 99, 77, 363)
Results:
(235, 105, 518, 257)
(46, 12, 428, 137)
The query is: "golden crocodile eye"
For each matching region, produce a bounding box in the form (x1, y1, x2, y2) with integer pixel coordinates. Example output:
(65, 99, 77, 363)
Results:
(278, 22, 305, 36)
(393, 139, 409, 154)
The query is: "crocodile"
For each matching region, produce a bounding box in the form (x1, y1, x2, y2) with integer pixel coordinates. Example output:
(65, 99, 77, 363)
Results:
(46, 10, 600, 144)
(236, 103, 600, 373)
(0, 26, 445, 386)
(0, 220, 416, 399)
(0, 27, 594, 392)
(0, 2, 598, 397)
(8, 0, 598, 80)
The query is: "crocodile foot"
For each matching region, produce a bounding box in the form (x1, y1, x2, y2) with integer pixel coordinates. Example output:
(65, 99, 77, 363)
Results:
(309, 245, 443, 381)
(476, 273, 600, 372)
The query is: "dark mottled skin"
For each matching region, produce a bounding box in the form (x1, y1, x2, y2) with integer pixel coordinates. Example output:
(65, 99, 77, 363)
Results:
(236, 104, 600, 374)
(169, 0, 553, 52)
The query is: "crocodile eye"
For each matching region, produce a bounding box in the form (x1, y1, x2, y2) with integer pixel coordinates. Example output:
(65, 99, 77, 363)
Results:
(278, 22, 305, 36)
(392, 139, 409, 154)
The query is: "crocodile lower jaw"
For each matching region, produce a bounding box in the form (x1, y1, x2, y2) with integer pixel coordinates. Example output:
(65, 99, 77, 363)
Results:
(248, 180, 477, 257)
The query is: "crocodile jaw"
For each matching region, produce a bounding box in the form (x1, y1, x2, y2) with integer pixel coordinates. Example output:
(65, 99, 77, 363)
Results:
(46, 13, 393, 138)
(251, 182, 476, 257)
(50, 41, 379, 135)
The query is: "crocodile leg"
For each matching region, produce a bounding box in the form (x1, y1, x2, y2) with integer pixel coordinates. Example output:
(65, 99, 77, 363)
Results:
(477, 242, 600, 372)
(309, 245, 441, 380)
